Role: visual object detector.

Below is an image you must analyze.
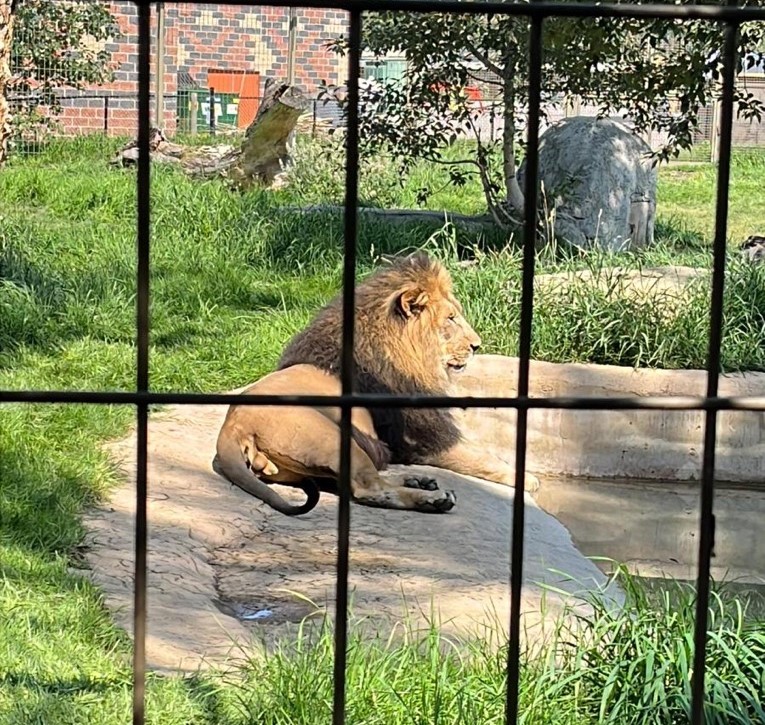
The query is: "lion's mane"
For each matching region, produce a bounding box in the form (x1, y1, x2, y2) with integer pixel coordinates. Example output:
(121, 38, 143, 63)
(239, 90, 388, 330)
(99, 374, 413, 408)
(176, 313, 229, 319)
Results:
(278, 252, 462, 464)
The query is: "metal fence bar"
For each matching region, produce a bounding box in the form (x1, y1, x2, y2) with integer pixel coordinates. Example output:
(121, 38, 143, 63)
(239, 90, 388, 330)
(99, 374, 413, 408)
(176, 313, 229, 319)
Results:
(332, 8, 362, 725)
(4, 390, 765, 412)
(690, 17, 740, 725)
(506, 12, 544, 722)
(133, 1, 151, 723)
(147, 0, 765, 22)
(209, 86, 216, 135)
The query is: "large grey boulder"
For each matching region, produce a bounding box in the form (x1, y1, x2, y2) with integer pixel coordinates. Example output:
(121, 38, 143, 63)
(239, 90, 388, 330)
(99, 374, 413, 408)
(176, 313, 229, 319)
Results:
(519, 116, 658, 251)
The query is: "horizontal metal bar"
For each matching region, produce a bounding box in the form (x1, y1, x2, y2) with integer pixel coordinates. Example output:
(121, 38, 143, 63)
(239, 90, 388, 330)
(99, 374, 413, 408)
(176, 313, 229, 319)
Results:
(2, 389, 765, 412)
(140, 0, 765, 22)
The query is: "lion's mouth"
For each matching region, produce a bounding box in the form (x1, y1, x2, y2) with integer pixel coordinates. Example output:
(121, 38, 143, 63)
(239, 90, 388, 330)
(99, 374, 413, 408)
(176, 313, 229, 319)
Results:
(447, 362, 468, 374)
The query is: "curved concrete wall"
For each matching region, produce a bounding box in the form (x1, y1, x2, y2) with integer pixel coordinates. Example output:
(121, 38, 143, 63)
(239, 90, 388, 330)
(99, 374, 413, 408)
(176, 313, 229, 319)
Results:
(453, 355, 765, 485)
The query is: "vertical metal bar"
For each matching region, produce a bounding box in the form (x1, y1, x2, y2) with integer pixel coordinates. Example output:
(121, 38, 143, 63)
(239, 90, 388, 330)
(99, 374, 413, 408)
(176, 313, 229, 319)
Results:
(331, 9, 361, 725)
(133, 2, 151, 725)
(103, 95, 109, 134)
(690, 18, 739, 725)
(209, 86, 216, 136)
(506, 13, 544, 725)
(155, 2, 166, 129)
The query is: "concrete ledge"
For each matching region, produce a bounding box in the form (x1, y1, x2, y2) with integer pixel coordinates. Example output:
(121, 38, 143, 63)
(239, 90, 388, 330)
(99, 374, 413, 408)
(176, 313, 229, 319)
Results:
(454, 355, 765, 485)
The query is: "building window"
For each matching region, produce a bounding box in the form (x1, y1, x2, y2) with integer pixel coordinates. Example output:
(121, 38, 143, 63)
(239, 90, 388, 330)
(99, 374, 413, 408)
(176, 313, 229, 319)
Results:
(362, 58, 406, 82)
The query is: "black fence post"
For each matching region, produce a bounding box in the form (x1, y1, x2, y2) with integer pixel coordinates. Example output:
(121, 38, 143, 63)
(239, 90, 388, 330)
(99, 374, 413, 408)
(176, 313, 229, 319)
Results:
(209, 86, 216, 136)
(103, 96, 109, 135)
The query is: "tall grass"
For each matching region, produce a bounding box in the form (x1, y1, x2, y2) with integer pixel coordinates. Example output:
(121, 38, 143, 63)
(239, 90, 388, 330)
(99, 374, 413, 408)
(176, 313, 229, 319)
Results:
(435, 234, 765, 372)
(1, 136, 764, 724)
(208, 570, 765, 725)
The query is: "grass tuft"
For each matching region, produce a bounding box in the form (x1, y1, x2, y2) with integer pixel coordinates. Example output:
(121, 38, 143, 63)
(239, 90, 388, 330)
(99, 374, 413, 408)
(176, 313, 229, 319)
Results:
(204, 570, 765, 725)
(1, 137, 764, 723)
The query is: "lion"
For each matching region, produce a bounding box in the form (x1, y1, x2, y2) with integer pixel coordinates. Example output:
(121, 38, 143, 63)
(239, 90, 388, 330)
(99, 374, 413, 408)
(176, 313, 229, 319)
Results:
(213, 251, 534, 515)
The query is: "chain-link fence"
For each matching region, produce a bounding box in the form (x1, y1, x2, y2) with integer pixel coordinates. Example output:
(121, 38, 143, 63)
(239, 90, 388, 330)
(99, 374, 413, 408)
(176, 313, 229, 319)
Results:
(7, 1, 348, 149)
(6, 1, 765, 161)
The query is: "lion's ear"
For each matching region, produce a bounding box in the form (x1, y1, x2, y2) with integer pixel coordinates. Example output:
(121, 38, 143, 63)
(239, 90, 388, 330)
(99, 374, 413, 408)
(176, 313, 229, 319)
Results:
(397, 288, 429, 318)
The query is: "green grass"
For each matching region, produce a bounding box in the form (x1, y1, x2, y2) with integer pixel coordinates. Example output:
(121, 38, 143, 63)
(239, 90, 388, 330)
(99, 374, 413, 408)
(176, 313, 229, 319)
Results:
(185, 570, 765, 725)
(1, 135, 764, 723)
(659, 150, 765, 243)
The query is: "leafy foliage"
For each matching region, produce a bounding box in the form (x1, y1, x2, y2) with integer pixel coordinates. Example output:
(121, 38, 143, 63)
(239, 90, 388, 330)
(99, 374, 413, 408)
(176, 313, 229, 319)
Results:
(9, 0, 119, 143)
(324, 4, 765, 222)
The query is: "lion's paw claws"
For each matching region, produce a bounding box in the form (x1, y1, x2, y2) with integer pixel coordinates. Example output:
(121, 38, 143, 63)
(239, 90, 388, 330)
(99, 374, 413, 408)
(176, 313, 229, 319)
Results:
(404, 476, 439, 491)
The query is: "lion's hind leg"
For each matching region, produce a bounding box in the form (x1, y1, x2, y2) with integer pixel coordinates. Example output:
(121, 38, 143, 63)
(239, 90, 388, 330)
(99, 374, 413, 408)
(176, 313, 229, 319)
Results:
(268, 410, 455, 513)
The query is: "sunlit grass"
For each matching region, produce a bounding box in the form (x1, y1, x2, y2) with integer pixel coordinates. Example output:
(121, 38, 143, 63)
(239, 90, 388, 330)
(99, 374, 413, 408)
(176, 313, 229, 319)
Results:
(0, 135, 763, 723)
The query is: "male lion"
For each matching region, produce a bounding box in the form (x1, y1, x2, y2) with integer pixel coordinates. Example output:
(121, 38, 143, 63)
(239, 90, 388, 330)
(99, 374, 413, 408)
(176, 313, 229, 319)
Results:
(213, 252, 530, 515)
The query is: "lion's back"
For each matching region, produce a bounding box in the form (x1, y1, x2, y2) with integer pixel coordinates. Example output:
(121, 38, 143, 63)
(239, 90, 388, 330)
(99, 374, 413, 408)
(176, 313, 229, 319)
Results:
(278, 304, 342, 375)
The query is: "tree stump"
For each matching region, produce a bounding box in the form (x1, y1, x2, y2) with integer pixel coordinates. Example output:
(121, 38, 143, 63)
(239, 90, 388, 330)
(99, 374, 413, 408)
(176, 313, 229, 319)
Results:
(227, 80, 308, 188)
(109, 79, 309, 189)
(741, 235, 765, 263)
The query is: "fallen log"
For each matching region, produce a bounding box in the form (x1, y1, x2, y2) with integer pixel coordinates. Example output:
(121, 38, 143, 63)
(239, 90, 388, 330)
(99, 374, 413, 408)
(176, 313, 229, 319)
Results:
(110, 80, 309, 189)
(279, 204, 499, 232)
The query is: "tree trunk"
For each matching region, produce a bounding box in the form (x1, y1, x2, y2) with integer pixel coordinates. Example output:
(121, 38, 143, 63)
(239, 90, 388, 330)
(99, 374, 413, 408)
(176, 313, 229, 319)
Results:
(110, 80, 309, 189)
(0, 0, 16, 166)
(502, 68, 525, 215)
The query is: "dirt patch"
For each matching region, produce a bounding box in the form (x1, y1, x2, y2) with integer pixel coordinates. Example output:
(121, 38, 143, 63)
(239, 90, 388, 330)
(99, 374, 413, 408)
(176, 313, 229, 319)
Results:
(80, 400, 621, 673)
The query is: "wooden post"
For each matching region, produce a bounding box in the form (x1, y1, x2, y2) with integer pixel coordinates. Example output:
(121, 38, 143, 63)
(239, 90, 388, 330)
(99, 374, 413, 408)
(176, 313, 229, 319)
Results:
(287, 9, 298, 86)
(0, 0, 17, 165)
(189, 90, 198, 135)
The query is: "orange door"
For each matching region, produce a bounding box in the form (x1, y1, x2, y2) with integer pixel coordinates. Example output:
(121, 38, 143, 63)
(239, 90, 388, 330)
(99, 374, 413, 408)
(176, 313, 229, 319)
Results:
(206, 69, 261, 128)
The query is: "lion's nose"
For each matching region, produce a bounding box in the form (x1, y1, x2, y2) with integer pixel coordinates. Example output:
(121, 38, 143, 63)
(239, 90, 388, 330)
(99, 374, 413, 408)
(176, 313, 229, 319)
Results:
(471, 341, 481, 352)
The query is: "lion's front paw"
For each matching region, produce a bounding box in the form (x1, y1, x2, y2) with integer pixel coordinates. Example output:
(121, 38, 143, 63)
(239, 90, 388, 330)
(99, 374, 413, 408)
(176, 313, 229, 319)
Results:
(434, 490, 457, 512)
(403, 476, 438, 491)
(417, 488, 457, 513)
(400, 476, 456, 512)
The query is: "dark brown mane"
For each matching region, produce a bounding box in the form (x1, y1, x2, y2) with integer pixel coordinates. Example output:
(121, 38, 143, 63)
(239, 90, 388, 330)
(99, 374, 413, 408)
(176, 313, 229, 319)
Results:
(277, 252, 462, 464)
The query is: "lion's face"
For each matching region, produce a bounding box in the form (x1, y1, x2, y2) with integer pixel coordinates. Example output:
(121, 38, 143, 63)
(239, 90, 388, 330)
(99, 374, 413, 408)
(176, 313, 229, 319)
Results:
(433, 296, 481, 375)
(397, 284, 481, 381)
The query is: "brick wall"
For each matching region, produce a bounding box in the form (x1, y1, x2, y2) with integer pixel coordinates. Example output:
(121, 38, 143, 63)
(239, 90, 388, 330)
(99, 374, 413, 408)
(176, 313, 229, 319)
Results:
(57, 2, 348, 137)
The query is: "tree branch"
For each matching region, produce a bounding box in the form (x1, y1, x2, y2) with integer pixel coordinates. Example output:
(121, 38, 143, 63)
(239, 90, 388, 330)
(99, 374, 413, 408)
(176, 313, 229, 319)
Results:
(464, 39, 504, 79)
(465, 68, 503, 88)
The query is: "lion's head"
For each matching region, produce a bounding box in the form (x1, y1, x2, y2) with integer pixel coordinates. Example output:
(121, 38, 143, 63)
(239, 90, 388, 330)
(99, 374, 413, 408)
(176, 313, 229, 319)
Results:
(350, 252, 480, 391)
(277, 251, 476, 460)
(279, 252, 481, 392)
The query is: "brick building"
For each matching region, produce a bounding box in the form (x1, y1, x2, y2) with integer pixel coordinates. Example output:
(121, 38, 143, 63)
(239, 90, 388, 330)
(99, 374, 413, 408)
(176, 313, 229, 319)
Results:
(59, 2, 349, 136)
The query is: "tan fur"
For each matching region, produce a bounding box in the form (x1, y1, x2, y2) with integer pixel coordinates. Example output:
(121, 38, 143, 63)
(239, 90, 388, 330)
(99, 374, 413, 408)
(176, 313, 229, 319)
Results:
(214, 252, 536, 516)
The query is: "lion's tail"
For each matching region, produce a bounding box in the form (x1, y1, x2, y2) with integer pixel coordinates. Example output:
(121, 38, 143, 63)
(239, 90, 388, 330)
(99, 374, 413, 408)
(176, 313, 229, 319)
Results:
(212, 433, 320, 516)
(351, 426, 391, 471)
